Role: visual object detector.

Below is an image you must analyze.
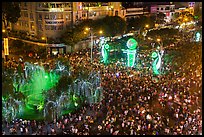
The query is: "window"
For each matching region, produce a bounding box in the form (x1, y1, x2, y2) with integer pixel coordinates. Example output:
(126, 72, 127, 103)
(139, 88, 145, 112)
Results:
(39, 14, 42, 20)
(30, 13, 33, 19)
(50, 3, 55, 8)
(58, 25, 63, 30)
(115, 11, 118, 16)
(56, 4, 62, 8)
(165, 7, 170, 10)
(64, 3, 71, 8)
(38, 3, 42, 8)
(157, 8, 159, 10)
(161, 8, 163, 10)
(82, 13, 86, 17)
(45, 14, 49, 19)
(24, 2, 27, 7)
(58, 14, 63, 19)
(25, 21, 28, 28)
(45, 25, 50, 30)
(24, 12, 28, 17)
(50, 25, 57, 30)
(39, 23, 43, 31)
(50, 14, 57, 20)
(65, 14, 71, 20)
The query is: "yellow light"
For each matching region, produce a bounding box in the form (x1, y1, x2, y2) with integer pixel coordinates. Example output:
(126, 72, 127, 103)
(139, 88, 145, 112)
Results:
(84, 31, 87, 34)
(157, 38, 161, 42)
(148, 37, 151, 40)
(145, 24, 149, 28)
(2, 29, 6, 33)
(41, 37, 46, 40)
(85, 27, 90, 31)
(99, 30, 103, 34)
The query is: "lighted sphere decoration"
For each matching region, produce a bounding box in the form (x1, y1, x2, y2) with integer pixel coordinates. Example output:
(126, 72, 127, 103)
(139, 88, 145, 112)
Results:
(104, 43, 110, 49)
(151, 51, 158, 58)
(126, 38, 138, 50)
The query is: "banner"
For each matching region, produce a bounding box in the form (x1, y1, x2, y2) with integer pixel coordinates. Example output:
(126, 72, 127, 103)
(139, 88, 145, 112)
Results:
(4, 38, 9, 55)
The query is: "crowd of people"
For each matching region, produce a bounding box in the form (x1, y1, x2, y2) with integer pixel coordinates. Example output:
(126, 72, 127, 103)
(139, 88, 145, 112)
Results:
(2, 30, 202, 135)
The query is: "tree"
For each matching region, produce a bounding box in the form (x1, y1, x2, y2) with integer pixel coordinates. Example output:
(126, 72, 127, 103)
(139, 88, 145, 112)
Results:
(2, 2, 21, 31)
(174, 11, 194, 25)
(60, 16, 126, 47)
(126, 15, 156, 32)
(194, 2, 202, 21)
(100, 16, 127, 37)
(146, 28, 179, 41)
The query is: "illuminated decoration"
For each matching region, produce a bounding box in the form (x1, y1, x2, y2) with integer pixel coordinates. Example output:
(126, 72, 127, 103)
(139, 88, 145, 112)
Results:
(195, 32, 201, 42)
(101, 43, 110, 64)
(3, 38, 9, 55)
(3, 61, 103, 121)
(13, 62, 60, 112)
(123, 38, 138, 67)
(151, 51, 161, 75)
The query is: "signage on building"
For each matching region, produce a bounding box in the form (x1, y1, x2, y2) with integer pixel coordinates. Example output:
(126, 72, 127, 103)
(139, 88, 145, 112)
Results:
(3, 38, 9, 55)
(48, 43, 65, 47)
(49, 8, 64, 12)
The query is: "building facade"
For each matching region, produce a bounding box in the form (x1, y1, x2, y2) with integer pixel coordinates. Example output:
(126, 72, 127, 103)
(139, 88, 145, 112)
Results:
(11, 2, 125, 40)
(150, 4, 175, 23)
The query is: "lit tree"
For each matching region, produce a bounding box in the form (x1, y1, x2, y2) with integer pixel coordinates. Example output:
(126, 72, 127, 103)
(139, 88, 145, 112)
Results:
(174, 11, 194, 25)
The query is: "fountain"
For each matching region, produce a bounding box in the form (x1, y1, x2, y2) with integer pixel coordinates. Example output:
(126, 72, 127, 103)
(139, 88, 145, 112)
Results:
(2, 61, 103, 122)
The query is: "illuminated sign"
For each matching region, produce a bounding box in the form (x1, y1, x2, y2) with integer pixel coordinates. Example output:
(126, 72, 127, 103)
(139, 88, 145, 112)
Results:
(4, 38, 9, 55)
(49, 8, 64, 12)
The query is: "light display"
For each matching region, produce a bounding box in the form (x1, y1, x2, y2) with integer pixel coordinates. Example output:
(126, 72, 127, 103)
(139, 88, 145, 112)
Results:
(195, 32, 201, 42)
(3, 62, 103, 121)
(151, 51, 161, 75)
(101, 43, 110, 64)
(123, 38, 138, 67)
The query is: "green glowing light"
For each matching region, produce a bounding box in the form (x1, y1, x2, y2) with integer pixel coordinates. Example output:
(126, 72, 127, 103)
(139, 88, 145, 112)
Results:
(14, 65, 60, 112)
(151, 51, 161, 75)
(37, 102, 44, 111)
(101, 43, 109, 64)
(127, 50, 136, 67)
(105, 44, 110, 49)
(74, 102, 78, 107)
(195, 32, 201, 42)
(124, 38, 138, 67)
(126, 38, 138, 50)
(152, 52, 158, 58)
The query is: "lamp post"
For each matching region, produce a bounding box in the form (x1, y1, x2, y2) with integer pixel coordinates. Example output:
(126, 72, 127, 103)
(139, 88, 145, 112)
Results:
(3, 29, 9, 61)
(42, 37, 48, 55)
(85, 27, 103, 63)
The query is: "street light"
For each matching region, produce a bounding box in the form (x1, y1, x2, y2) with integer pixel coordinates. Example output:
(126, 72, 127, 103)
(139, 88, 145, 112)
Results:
(42, 37, 48, 55)
(2, 29, 6, 33)
(145, 24, 149, 28)
(84, 27, 103, 63)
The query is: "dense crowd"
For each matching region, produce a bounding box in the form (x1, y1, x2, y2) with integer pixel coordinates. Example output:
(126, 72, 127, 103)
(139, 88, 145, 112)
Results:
(2, 31, 202, 135)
